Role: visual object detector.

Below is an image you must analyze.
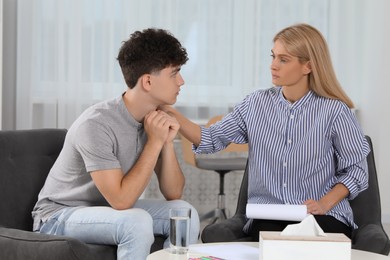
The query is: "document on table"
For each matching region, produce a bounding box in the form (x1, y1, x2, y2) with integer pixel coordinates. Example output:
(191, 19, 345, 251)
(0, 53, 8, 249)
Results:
(189, 244, 259, 260)
(246, 203, 308, 221)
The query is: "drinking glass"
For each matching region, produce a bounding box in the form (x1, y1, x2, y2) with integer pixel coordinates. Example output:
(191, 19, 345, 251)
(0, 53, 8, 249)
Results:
(169, 208, 191, 254)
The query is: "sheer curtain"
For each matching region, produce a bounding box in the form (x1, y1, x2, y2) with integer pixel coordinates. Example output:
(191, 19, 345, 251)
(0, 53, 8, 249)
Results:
(17, 0, 329, 129)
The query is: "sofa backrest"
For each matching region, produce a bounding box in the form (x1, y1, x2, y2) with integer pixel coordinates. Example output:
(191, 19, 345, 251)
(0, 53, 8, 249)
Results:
(349, 135, 382, 226)
(0, 129, 66, 231)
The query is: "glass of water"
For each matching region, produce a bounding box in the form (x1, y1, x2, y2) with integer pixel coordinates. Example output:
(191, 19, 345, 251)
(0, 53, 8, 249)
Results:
(169, 207, 191, 254)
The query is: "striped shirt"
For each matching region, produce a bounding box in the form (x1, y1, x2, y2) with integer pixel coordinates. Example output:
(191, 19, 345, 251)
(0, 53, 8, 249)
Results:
(195, 87, 370, 229)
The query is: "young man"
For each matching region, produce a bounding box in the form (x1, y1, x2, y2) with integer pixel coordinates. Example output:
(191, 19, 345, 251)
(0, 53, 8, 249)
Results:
(32, 28, 200, 260)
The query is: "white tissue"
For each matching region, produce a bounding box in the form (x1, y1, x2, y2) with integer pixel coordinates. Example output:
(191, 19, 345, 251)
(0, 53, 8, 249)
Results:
(281, 214, 327, 237)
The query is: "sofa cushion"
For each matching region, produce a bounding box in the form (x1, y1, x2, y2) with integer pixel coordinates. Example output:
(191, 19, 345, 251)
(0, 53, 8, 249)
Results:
(0, 227, 116, 260)
(0, 129, 67, 230)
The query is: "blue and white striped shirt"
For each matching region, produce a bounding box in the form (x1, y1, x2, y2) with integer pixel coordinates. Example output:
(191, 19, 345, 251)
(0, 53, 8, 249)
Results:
(195, 87, 370, 229)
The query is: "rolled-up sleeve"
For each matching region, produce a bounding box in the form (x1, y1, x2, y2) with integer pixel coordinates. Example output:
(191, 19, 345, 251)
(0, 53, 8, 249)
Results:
(332, 107, 370, 199)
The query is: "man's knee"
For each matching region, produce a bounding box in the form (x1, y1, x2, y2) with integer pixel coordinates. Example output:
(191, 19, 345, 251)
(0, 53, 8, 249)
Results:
(118, 209, 154, 240)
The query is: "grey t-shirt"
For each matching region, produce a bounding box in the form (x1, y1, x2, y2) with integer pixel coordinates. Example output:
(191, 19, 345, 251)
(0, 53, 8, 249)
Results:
(32, 95, 147, 231)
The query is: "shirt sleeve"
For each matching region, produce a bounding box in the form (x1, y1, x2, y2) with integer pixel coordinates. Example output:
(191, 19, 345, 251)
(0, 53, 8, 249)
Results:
(74, 119, 121, 172)
(331, 105, 370, 200)
(194, 95, 249, 154)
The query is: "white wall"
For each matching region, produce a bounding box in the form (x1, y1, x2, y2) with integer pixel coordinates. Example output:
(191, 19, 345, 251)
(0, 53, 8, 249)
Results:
(359, 1, 390, 223)
(0, 0, 3, 129)
(329, 0, 390, 223)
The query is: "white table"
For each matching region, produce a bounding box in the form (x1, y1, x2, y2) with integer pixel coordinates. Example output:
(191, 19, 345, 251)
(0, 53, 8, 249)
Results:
(147, 242, 390, 260)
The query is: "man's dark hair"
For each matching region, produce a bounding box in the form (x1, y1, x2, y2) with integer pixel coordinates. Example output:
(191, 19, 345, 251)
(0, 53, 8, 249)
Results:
(117, 28, 188, 88)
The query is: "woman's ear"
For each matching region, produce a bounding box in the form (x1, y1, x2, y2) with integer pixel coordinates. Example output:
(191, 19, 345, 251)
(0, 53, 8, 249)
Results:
(303, 61, 312, 75)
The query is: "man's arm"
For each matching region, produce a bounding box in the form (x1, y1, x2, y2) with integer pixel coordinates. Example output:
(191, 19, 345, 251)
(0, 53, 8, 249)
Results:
(155, 141, 185, 200)
(154, 110, 185, 200)
(90, 110, 176, 210)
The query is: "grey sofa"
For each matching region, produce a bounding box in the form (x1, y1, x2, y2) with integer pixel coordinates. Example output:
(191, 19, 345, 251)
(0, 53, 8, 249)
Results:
(0, 128, 165, 260)
(201, 136, 390, 255)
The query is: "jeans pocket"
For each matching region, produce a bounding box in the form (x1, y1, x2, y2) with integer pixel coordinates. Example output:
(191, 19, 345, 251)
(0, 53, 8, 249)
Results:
(39, 209, 66, 235)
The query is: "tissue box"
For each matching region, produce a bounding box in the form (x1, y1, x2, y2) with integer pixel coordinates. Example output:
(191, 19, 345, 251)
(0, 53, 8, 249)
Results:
(259, 231, 351, 260)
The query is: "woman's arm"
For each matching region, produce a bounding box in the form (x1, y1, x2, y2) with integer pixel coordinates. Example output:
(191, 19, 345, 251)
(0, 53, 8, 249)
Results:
(159, 105, 202, 146)
(304, 183, 349, 214)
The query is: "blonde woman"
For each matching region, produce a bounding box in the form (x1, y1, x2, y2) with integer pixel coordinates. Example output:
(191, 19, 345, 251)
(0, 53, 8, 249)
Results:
(163, 23, 369, 240)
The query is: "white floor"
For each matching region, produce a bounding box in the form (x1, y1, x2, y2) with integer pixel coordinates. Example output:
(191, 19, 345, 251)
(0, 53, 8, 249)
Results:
(384, 223, 390, 239)
(381, 223, 390, 258)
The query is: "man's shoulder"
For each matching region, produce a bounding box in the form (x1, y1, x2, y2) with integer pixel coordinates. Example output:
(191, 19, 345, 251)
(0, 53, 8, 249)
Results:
(89, 96, 122, 116)
(72, 96, 123, 127)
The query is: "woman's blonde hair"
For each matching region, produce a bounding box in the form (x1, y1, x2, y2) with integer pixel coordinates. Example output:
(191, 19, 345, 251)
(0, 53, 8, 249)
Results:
(273, 23, 354, 108)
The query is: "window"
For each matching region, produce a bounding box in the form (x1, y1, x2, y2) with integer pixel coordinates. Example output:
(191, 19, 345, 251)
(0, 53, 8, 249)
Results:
(17, 0, 330, 128)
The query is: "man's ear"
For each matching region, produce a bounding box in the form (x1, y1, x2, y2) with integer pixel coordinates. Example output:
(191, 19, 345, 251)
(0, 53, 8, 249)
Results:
(140, 74, 152, 91)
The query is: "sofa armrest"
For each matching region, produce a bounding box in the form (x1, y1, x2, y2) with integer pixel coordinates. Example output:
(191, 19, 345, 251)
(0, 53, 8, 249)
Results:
(0, 227, 104, 260)
(352, 223, 390, 255)
(201, 214, 251, 243)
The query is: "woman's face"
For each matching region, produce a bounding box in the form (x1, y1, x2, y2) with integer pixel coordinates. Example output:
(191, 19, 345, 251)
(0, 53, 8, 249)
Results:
(270, 40, 311, 89)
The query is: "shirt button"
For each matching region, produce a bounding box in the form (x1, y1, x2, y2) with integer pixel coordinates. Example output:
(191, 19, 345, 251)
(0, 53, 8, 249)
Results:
(288, 139, 292, 144)
(283, 162, 287, 167)
(283, 183, 287, 188)
(290, 115, 295, 119)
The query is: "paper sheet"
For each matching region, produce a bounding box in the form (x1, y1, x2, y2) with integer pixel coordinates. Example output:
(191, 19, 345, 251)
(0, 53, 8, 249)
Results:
(189, 244, 258, 260)
(246, 203, 308, 221)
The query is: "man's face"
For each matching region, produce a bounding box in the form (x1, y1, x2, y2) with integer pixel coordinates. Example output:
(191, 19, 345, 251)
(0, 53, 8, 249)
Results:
(149, 66, 185, 105)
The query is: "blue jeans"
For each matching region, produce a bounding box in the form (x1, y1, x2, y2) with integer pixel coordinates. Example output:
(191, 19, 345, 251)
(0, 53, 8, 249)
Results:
(38, 199, 200, 260)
